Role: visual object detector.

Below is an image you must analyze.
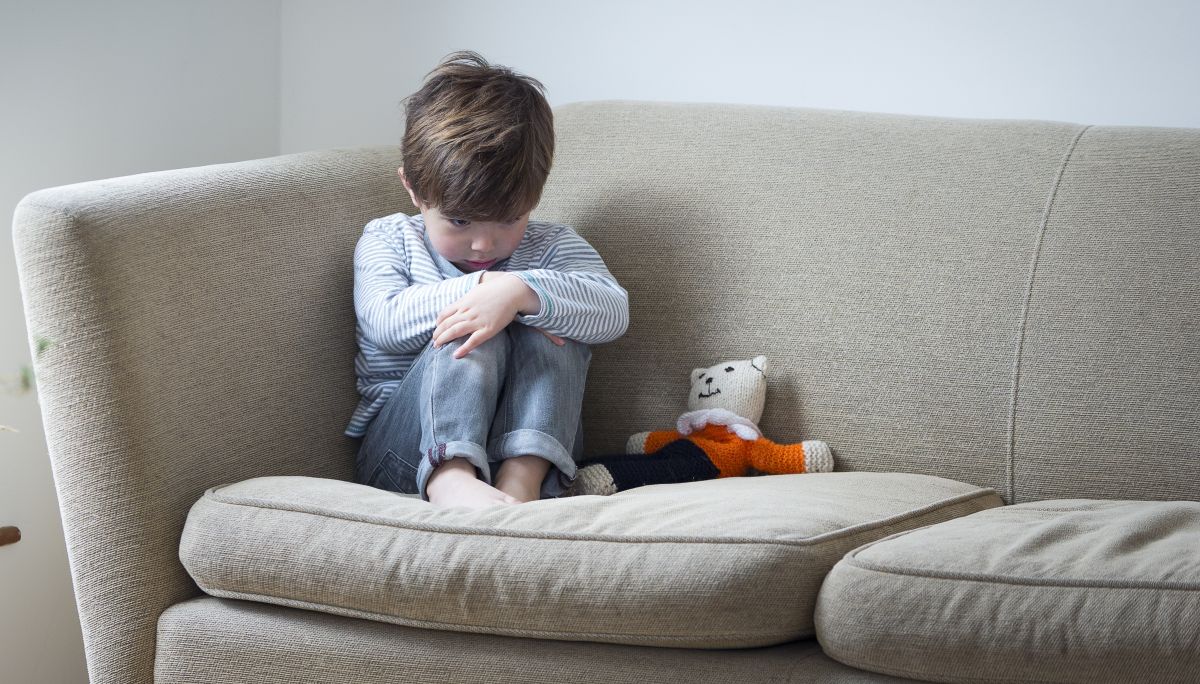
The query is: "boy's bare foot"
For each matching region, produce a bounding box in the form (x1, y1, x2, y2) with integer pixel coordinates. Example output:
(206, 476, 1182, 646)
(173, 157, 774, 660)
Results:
(495, 455, 552, 503)
(426, 458, 520, 510)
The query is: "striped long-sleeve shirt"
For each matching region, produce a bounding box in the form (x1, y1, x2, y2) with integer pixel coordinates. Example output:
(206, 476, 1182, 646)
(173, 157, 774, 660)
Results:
(344, 211, 630, 438)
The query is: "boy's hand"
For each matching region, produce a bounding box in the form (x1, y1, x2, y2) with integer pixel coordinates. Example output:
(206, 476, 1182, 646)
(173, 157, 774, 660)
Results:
(434, 273, 561, 358)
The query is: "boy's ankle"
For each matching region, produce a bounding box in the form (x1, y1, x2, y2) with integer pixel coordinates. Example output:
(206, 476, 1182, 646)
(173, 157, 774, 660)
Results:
(425, 457, 521, 509)
(495, 455, 551, 503)
(426, 457, 479, 495)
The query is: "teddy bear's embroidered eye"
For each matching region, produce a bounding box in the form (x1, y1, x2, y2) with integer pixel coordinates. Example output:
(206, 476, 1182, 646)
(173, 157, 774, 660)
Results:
(725, 366, 734, 372)
(698, 373, 706, 379)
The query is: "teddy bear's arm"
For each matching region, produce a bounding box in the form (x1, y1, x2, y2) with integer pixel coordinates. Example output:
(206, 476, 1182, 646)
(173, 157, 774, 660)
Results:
(625, 431, 651, 453)
(642, 429, 684, 455)
(747, 438, 836, 475)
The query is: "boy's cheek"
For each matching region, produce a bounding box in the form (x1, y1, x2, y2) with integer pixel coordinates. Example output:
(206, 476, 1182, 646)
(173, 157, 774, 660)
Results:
(429, 238, 464, 263)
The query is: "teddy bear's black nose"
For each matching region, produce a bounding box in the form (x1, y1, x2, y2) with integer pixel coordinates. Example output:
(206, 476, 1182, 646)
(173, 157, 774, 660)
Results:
(705, 378, 713, 385)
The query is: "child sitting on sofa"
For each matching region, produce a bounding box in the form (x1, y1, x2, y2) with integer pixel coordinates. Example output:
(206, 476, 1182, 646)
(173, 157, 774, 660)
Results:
(345, 51, 629, 510)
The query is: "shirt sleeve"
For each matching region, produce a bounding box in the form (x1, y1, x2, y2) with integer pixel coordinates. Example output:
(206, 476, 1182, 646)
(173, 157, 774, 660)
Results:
(510, 225, 630, 344)
(353, 225, 483, 354)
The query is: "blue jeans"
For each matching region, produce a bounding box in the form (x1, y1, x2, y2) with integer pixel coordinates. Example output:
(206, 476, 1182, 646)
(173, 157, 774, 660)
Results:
(354, 323, 592, 501)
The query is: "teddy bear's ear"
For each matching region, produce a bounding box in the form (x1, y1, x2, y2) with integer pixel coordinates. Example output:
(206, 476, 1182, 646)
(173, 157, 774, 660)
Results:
(751, 355, 768, 376)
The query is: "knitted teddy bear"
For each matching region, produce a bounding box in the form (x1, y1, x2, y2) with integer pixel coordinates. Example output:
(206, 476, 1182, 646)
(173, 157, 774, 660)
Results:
(565, 356, 834, 496)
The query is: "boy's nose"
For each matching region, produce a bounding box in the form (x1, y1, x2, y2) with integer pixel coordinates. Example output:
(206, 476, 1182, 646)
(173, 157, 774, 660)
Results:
(472, 236, 494, 253)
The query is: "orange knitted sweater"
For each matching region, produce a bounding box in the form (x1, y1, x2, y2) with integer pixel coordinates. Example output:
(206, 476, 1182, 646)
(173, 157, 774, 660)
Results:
(642, 423, 814, 477)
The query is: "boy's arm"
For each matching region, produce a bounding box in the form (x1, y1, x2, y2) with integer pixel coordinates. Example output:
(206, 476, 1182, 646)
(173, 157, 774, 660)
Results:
(508, 226, 630, 344)
(430, 273, 538, 358)
(354, 228, 484, 353)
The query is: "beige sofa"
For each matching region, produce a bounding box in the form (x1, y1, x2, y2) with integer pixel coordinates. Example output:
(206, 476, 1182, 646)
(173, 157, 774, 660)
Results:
(13, 101, 1199, 683)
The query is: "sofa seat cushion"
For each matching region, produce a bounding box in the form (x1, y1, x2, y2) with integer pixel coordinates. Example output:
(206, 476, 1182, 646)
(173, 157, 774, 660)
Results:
(180, 472, 1001, 649)
(815, 500, 1200, 683)
(157, 596, 924, 684)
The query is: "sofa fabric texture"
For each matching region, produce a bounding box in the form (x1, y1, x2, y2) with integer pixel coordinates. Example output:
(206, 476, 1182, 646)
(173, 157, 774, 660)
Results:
(181, 473, 1001, 648)
(14, 147, 407, 684)
(156, 597, 919, 684)
(13, 100, 1199, 683)
(541, 104, 1200, 508)
(815, 500, 1200, 683)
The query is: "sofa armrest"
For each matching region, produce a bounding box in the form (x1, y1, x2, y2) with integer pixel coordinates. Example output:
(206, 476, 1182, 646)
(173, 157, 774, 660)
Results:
(12, 146, 405, 684)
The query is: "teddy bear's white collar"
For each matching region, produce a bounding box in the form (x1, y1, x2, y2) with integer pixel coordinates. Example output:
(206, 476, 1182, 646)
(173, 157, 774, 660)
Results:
(675, 408, 762, 441)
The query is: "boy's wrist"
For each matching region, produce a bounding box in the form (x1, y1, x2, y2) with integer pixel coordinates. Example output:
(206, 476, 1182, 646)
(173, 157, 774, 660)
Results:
(512, 273, 542, 315)
(482, 271, 540, 316)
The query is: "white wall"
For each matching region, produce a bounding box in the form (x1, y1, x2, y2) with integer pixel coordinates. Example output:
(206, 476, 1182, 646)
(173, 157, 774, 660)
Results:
(3, 1, 1198, 680)
(280, 0, 1200, 154)
(0, 2, 280, 682)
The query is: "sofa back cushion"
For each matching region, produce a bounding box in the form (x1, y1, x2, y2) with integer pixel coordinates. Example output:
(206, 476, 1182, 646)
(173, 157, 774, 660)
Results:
(16, 102, 1199, 529)
(538, 102, 1200, 504)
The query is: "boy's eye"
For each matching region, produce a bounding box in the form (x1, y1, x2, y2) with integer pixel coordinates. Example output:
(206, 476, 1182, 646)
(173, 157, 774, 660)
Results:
(449, 218, 470, 227)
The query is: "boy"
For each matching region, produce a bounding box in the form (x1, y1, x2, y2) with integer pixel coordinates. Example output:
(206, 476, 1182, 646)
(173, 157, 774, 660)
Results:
(345, 51, 629, 510)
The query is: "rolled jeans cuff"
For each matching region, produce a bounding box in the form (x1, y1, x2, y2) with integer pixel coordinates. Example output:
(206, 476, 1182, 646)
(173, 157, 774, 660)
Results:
(488, 428, 579, 499)
(415, 441, 491, 502)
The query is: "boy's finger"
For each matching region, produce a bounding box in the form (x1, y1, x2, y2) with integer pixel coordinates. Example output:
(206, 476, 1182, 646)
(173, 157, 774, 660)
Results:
(434, 312, 469, 344)
(436, 305, 460, 325)
(454, 328, 493, 359)
(435, 321, 472, 348)
(433, 320, 451, 342)
(452, 332, 477, 359)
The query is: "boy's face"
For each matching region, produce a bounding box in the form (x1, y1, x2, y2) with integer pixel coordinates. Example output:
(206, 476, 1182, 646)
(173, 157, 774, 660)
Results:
(400, 167, 530, 272)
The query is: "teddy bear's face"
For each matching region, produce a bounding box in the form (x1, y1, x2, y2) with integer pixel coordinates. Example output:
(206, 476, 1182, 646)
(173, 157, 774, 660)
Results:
(687, 355, 768, 422)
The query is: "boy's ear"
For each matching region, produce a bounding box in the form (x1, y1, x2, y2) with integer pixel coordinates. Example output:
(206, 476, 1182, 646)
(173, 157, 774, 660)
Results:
(397, 167, 424, 209)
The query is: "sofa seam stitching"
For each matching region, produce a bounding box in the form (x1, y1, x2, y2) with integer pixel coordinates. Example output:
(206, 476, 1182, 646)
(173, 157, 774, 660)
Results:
(201, 486, 1000, 546)
(197, 588, 802, 642)
(1007, 124, 1093, 505)
(838, 554, 1200, 591)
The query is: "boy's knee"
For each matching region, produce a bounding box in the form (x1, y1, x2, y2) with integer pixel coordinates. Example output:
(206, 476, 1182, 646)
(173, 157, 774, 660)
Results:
(509, 323, 576, 348)
(507, 322, 544, 342)
(511, 324, 590, 362)
(564, 337, 591, 365)
(436, 329, 511, 360)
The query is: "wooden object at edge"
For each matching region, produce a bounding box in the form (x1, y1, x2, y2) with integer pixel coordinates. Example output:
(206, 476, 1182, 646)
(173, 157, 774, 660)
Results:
(0, 526, 21, 546)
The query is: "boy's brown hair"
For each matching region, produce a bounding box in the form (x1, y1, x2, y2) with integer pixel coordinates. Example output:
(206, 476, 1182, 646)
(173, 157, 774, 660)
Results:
(401, 51, 554, 222)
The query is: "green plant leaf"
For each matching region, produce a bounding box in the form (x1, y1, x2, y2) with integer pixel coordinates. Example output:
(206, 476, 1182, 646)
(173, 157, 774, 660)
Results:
(35, 336, 53, 357)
